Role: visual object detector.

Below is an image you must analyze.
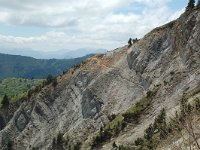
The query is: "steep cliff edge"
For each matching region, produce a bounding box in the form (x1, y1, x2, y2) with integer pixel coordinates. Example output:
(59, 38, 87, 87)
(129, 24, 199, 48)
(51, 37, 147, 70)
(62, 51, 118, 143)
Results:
(1, 9, 200, 150)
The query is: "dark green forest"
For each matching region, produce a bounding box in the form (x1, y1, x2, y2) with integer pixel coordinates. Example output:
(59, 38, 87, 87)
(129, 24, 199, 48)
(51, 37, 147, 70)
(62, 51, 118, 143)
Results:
(0, 53, 92, 79)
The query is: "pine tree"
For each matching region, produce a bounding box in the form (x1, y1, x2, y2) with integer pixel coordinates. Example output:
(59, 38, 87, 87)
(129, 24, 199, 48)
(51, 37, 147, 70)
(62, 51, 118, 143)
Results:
(46, 74, 54, 84)
(1, 94, 9, 108)
(197, 0, 200, 7)
(186, 0, 195, 10)
(7, 140, 13, 150)
(112, 142, 117, 148)
(144, 124, 154, 140)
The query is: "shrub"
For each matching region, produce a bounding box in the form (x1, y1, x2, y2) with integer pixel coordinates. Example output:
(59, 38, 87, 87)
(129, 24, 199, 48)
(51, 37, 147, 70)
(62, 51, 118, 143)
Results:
(153, 108, 168, 139)
(123, 112, 139, 123)
(46, 74, 54, 84)
(52, 137, 56, 148)
(51, 133, 66, 150)
(57, 132, 64, 144)
(170, 71, 175, 75)
(123, 97, 150, 123)
(108, 114, 116, 121)
(118, 145, 131, 150)
(146, 90, 155, 98)
(92, 115, 125, 147)
(27, 89, 33, 98)
(74, 142, 82, 150)
(135, 137, 144, 146)
(121, 120, 127, 130)
(7, 140, 13, 150)
(167, 116, 182, 133)
(179, 96, 193, 122)
(92, 127, 112, 147)
(144, 124, 154, 140)
(52, 78, 58, 87)
(195, 98, 200, 110)
(112, 142, 117, 148)
(45, 74, 58, 87)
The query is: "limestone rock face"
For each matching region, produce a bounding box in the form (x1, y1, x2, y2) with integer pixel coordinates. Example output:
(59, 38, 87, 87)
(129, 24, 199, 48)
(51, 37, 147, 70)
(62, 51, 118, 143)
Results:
(1, 9, 200, 150)
(15, 113, 29, 131)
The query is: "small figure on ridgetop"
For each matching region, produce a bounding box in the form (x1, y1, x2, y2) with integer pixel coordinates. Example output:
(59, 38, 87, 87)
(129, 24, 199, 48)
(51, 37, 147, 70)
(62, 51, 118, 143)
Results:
(128, 38, 139, 48)
(133, 38, 139, 43)
(128, 38, 132, 47)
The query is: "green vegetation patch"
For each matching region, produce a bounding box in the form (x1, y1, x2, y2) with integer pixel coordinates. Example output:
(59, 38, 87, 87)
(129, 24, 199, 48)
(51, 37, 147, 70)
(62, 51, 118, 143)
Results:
(106, 114, 124, 130)
(91, 90, 156, 148)
(0, 77, 43, 103)
(133, 96, 200, 150)
(90, 87, 160, 149)
(123, 97, 150, 123)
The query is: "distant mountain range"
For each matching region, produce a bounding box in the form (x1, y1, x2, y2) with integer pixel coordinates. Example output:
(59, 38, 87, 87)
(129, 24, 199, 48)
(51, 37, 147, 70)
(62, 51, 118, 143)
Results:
(0, 53, 92, 79)
(0, 48, 107, 59)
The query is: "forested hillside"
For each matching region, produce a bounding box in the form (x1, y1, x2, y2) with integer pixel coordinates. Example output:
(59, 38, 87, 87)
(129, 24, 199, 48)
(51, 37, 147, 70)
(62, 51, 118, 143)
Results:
(0, 53, 92, 79)
(0, 78, 43, 103)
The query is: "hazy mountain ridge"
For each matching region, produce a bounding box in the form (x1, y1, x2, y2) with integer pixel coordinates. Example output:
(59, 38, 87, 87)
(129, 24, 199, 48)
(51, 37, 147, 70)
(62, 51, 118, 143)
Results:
(0, 8, 200, 150)
(0, 53, 92, 79)
(0, 48, 107, 59)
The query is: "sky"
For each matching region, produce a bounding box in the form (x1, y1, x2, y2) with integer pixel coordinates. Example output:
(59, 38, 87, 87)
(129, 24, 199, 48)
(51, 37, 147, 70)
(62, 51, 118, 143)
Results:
(0, 0, 188, 52)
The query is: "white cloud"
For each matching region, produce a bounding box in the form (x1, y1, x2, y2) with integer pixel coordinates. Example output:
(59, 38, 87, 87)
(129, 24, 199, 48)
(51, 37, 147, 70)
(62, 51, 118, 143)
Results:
(0, 0, 183, 51)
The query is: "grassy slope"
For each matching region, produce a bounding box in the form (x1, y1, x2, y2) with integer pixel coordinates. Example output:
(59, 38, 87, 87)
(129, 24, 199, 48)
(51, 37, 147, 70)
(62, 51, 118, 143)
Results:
(0, 78, 43, 103)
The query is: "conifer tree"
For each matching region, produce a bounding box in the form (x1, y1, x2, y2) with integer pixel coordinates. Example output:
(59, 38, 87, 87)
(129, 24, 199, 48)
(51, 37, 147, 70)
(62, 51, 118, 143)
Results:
(197, 0, 200, 7)
(1, 94, 9, 108)
(186, 0, 195, 10)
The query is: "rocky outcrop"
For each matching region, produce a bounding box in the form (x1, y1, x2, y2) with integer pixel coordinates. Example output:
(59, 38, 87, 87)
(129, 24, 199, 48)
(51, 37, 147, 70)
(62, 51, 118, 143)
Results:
(1, 9, 200, 150)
